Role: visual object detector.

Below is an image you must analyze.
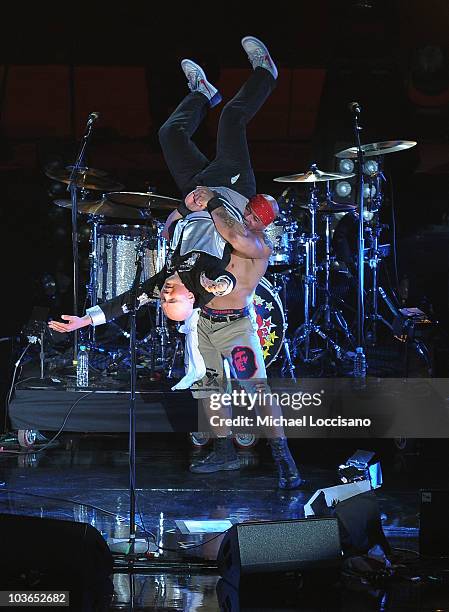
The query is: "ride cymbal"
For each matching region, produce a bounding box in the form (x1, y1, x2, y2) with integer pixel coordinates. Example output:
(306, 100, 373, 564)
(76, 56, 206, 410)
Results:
(335, 140, 417, 159)
(53, 198, 151, 220)
(105, 191, 181, 210)
(46, 166, 124, 191)
(274, 168, 355, 183)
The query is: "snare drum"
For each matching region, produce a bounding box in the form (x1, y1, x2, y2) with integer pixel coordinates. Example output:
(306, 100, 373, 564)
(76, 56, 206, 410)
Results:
(253, 276, 286, 367)
(95, 223, 166, 302)
(265, 218, 298, 267)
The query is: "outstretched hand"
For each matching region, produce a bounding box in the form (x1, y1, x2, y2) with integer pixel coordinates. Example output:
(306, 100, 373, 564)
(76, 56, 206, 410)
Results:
(48, 314, 91, 334)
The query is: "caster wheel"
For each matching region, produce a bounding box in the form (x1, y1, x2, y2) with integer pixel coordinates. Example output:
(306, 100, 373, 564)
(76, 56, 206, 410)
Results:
(190, 432, 211, 447)
(234, 433, 258, 449)
(17, 453, 39, 468)
(17, 429, 39, 449)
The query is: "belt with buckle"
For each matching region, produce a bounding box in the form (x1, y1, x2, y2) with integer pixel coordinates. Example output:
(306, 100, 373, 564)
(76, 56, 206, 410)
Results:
(201, 305, 250, 322)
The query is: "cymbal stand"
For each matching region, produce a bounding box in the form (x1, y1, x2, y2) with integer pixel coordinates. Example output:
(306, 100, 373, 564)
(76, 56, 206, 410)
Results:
(363, 161, 391, 345)
(292, 178, 334, 363)
(311, 207, 355, 358)
(308, 170, 320, 308)
(269, 271, 296, 378)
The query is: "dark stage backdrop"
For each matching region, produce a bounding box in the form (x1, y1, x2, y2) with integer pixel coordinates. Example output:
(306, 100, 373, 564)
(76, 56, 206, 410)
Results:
(1, 1, 449, 340)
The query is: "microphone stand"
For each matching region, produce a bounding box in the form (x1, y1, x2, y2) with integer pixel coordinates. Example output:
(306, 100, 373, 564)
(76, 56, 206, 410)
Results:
(117, 239, 155, 563)
(109, 241, 157, 570)
(67, 114, 98, 366)
(351, 105, 366, 376)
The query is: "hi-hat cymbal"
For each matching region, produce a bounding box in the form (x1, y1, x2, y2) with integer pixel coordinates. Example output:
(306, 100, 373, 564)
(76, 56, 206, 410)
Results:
(46, 166, 125, 191)
(300, 200, 357, 213)
(53, 198, 151, 220)
(335, 140, 417, 159)
(274, 168, 355, 183)
(106, 191, 181, 210)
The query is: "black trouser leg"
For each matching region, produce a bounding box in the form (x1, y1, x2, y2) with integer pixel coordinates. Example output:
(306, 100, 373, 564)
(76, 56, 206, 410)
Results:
(158, 92, 210, 196)
(200, 68, 276, 198)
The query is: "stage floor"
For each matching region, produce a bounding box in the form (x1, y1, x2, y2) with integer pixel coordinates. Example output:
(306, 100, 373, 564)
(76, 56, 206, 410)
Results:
(1, 434, 448, 610)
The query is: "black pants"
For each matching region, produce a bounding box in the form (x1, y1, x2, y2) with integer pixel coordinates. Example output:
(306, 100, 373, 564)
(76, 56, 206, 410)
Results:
(158, 67, 276, 200)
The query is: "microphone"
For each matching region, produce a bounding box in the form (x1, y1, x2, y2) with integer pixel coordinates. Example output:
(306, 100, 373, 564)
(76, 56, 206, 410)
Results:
(348, 101, 361, 114)
(87, 112, 100, 125)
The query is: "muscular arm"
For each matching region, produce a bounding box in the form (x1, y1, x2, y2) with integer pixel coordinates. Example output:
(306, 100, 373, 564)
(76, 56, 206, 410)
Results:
(185, 186, 272, 259)
(210, 206, 272, 259)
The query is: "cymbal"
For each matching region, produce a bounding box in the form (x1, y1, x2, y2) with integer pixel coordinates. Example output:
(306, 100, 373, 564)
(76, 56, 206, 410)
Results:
(106, 191, 181, 210)
(46, 166, 124, 191)
(300, 200, 357, 213)
(64, 165, 109, 177)
(53, 198, 150, 220)
(335, 140, 417, 159)
(274, 168, 355, 183)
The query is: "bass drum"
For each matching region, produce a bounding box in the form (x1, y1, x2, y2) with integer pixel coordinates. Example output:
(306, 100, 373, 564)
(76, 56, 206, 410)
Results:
(252, 276, 286, 367)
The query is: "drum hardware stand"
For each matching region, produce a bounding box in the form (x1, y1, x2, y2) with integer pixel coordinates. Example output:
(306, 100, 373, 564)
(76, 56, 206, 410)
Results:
(167, 336, 183, 379)
(67, 112, 100, 366)
(269, 271, 296, 378)
(138, 300, 172, 375)
(309, 209, 355, 361)
(86, 214, 103, 347)
(134, 227, 175, 376)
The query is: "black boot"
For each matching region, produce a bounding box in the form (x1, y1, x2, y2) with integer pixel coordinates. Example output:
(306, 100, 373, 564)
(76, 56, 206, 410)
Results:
(269, 437, 303, 489)
(190, 437, 240, 473)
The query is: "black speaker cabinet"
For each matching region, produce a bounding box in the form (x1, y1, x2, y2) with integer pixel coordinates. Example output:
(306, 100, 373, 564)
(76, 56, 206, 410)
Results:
(217, 517, 342, 589)
(420, 489, 449, 557)
(0, 513, 113, 600)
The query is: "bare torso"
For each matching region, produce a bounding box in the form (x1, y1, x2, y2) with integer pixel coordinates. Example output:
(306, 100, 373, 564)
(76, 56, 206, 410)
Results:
(206, 245, 269, 309)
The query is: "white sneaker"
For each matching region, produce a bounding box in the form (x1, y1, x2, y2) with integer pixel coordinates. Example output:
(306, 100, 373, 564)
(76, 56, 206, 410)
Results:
(180, 59, 222, 108)
(241, 36, 278, 80)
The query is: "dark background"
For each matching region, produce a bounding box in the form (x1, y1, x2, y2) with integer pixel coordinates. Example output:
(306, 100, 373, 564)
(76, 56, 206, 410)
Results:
(1, 0, 449, 353)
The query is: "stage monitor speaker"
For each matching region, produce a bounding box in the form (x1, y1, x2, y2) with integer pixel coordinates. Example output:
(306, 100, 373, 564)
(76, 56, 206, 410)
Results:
(333, 490, 390, 557)
(420, 489, 449, 557)
(0, 513, 113, 603)
(217, 517, 342, 589)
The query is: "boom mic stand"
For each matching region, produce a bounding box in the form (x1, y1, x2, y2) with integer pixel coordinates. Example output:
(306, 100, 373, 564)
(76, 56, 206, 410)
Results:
(67, 112, 100, 365)
(349, 102, 367, 376)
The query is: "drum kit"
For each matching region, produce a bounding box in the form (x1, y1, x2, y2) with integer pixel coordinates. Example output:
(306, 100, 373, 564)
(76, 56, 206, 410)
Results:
(46, 138, 416, 377)
(257, 140, 417, 374)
